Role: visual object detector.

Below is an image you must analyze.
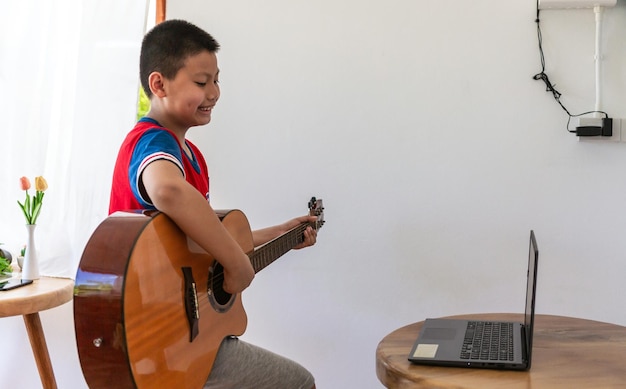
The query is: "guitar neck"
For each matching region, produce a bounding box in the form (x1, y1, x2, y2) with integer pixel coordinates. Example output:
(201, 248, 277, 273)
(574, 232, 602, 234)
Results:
(249, 222, 311, 273)
(249, 197, 324, 274)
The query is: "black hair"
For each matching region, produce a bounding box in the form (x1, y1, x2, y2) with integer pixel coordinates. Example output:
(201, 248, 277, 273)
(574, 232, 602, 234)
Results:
(139, 19, 220, 98)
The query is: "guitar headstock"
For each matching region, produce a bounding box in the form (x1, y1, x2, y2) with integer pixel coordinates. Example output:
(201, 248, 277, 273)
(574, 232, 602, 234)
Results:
(308, 197, 325, 231)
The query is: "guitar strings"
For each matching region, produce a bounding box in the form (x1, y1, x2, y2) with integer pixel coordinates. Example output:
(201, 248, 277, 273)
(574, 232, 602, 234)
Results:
(181, 214, 322, 313)
(208, 224, 309, 287)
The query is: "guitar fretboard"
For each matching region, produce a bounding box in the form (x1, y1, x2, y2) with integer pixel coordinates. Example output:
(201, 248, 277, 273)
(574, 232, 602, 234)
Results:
(249, 223, 310, 273)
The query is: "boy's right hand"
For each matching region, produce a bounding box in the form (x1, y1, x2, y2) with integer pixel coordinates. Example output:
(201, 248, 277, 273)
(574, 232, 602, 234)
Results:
(222, 256, 255, 294)
(142, 160, 255, 294)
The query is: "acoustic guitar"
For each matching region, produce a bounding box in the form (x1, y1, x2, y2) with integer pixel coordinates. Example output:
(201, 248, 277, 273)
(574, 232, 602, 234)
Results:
(74, 197, 324, 389)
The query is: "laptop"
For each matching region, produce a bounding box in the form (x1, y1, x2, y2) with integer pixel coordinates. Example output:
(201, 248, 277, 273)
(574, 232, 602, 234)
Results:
(408, 230, 539, 371)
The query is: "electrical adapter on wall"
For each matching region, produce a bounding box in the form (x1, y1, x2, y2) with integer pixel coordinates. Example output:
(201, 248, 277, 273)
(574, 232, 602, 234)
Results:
(577, 117, 623, 142)
(576, 117, 612, 136)
(538, 0, 617, 9)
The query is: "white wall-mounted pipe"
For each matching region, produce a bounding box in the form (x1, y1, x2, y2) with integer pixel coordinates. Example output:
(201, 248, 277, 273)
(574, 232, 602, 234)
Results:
(594, 5, 604, 117)
(538, 0, 615, 117)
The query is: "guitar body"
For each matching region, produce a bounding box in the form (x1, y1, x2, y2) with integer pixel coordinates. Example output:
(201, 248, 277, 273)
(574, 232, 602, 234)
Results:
(74, 209, 253, 389)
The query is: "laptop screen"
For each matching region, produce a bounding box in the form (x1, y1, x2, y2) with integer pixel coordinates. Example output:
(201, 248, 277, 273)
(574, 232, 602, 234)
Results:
(524, 230, 539, 361)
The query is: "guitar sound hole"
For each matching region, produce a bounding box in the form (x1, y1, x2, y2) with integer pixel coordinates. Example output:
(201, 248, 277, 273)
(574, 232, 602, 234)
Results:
(208, 262, 234, 310)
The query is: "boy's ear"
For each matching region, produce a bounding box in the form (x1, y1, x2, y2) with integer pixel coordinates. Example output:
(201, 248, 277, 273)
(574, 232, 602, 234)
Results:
(148, 72, 167, 97)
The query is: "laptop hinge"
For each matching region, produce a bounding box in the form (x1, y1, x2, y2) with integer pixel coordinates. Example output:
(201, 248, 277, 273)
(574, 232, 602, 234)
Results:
(520, 325, 528, 363)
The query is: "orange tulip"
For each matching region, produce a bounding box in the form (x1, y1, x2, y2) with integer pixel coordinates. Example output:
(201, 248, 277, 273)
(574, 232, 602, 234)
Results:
(20, 176, 31, 191)
(35, 176, 48, 191)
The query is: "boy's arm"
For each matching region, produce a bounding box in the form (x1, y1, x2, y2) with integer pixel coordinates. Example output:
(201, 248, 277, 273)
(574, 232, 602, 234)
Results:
(141, 159, 254, 294)
(252, 215, 318, 249)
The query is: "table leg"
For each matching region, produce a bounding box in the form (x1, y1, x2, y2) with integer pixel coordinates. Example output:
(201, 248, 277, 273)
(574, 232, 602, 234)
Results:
(23, 312, 58, 389)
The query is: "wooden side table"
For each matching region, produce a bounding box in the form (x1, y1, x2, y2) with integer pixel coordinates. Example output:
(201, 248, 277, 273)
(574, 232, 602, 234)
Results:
(0, 276, 74, 389)
(376, 313, 626, 388)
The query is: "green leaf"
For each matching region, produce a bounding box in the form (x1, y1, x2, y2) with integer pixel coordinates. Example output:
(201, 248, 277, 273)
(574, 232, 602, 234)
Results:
(25, 195, 31, 215)
(17, 200, 31, 223)
(137, 86, 151, 121)
(32, 203, 42, 224)
(0, 257, 11, 274)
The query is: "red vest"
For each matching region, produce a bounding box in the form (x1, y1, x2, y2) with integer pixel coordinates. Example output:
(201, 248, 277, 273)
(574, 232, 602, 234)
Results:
(109, 119, 209, 214)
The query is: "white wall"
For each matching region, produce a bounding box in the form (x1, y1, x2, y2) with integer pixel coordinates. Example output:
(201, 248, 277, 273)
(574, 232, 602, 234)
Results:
(3, 1, 626, 388)
(170, 0, 626, 387)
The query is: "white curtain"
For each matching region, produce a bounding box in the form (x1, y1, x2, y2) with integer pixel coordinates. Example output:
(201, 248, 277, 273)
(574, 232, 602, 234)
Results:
(0, 0, 149, 278)
(0, 4, 155, 387)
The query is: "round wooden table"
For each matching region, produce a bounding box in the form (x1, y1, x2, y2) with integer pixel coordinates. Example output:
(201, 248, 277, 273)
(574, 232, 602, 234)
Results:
(0, 276, 74, 389)
(376, 313, 626, 388)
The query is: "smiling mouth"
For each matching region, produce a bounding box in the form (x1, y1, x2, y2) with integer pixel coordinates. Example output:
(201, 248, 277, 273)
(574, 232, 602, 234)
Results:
(199, 106, 213, 113)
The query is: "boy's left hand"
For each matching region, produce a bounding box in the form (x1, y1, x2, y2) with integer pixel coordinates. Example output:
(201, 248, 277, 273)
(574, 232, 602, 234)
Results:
(289, 215, 318, 250)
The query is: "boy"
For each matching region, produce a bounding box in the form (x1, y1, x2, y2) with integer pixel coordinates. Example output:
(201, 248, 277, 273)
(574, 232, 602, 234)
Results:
(109, 19, 317, 389)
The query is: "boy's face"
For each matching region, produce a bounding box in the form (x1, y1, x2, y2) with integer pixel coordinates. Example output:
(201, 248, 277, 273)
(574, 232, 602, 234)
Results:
(161, 51, 220, 129)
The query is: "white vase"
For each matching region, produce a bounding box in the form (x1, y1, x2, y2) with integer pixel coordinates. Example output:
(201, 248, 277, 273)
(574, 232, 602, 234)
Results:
(22, 224, 40, 280)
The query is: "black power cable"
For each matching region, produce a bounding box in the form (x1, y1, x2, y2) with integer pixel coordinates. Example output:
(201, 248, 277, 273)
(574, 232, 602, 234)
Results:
(532, 0, 608, 133)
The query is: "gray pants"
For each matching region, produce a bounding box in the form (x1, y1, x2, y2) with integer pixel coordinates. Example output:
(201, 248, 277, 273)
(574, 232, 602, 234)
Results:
(204, 337, 315, 389)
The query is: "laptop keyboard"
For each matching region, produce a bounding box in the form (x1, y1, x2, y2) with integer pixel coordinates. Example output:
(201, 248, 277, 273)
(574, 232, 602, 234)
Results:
(460, 321, 514, 361)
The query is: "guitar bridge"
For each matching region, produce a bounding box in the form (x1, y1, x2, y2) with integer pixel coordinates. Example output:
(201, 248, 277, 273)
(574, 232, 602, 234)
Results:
(182, 267, 199, 342)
